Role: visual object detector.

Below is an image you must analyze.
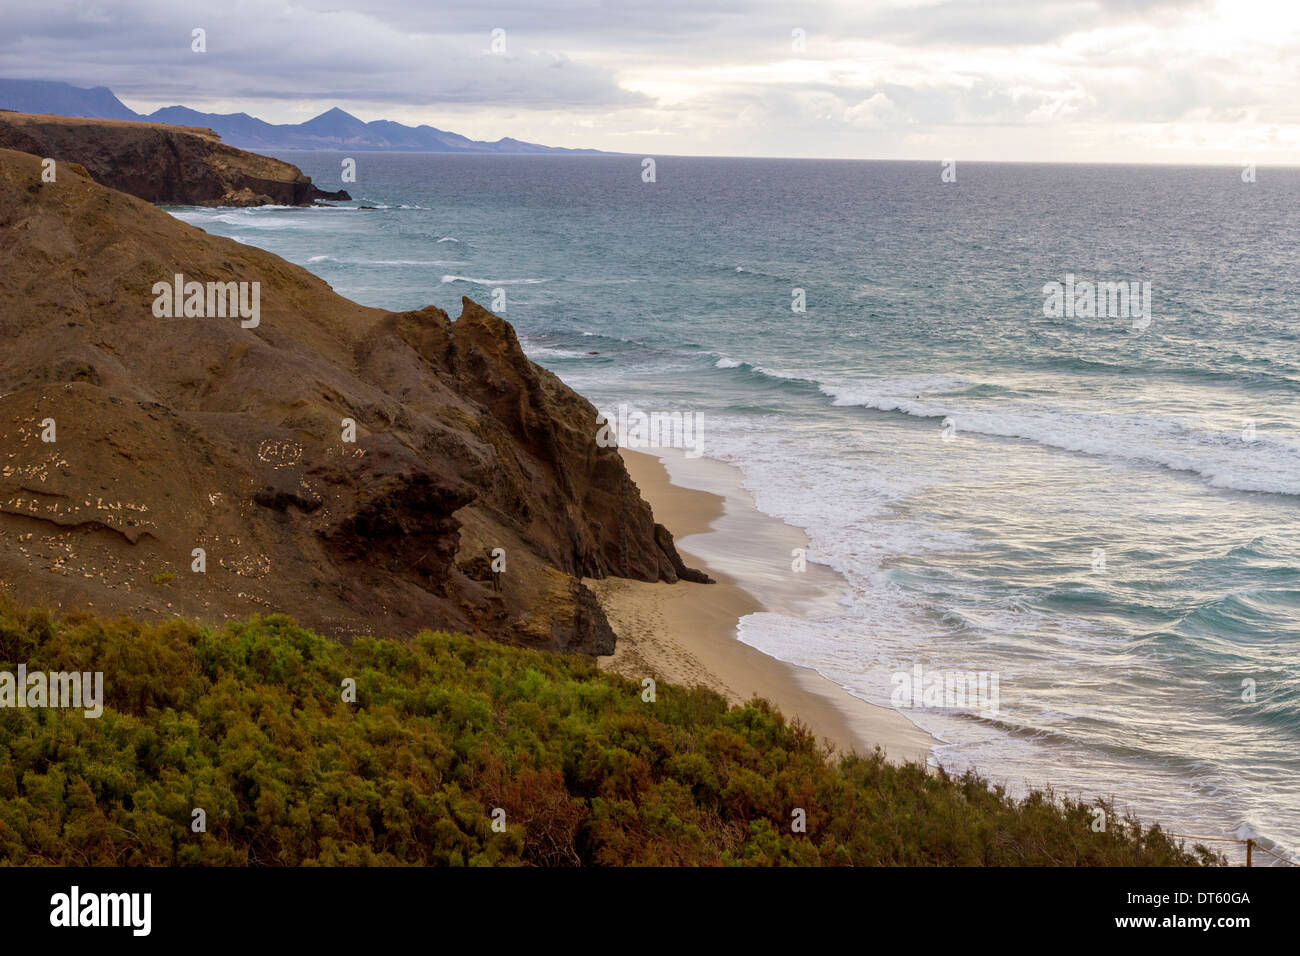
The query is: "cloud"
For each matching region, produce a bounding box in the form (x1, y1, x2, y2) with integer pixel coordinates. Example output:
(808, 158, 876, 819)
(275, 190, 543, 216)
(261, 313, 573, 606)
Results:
(0, 0, 1296, 161)
(0, 0, 646, 109)
(856, 0, 1214, 48)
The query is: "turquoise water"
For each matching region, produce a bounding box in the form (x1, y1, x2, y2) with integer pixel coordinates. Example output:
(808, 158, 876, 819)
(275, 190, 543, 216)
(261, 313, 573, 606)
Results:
(172, 154, 1300, 862)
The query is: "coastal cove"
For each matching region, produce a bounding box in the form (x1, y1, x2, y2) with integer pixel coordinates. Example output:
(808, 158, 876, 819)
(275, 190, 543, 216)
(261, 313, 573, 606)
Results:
(0, 124, 1207, 866)
(202, 150, 1300, 864)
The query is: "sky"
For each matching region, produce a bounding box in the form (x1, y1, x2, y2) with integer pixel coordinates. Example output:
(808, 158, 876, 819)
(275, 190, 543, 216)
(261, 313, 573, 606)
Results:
(2, 0, 1299, 163)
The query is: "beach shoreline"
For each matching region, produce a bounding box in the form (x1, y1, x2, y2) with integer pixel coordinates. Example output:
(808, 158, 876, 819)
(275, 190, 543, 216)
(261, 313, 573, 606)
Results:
(589, 448, 936, 764)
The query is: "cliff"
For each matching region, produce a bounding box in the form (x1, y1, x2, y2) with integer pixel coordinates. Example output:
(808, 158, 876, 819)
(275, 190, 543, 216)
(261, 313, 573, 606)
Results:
(0, 146, 705, 653)
(0, 112, 350, 206)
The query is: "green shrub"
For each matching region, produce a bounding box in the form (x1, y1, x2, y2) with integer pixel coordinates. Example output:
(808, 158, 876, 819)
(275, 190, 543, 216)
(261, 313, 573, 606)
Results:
(0, 600, 1220, 867)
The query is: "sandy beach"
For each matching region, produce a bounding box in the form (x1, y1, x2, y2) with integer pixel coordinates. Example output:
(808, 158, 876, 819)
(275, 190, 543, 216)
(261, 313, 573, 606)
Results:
(589, 448, 936, 763)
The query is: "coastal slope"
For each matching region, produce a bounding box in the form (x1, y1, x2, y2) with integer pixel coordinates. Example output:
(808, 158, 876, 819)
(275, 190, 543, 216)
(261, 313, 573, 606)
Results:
(0, 112, 350, 206)
(0, 146, 702, 651)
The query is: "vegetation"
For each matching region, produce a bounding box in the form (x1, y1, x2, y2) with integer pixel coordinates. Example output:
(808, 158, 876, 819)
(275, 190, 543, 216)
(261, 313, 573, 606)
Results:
(0, 601, 1219, 866)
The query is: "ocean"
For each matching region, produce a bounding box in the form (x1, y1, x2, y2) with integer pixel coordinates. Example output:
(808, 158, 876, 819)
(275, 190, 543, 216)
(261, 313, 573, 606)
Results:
(171, 153, 1300, 864)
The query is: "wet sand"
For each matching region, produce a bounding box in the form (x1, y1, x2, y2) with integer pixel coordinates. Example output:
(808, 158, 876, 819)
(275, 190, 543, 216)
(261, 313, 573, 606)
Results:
(589, 448, 935, 763)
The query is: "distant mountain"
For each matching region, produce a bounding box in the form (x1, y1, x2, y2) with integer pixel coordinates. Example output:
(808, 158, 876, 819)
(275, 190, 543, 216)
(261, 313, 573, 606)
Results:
(0, 79, 138, 121)
(0, 79, 608, 154)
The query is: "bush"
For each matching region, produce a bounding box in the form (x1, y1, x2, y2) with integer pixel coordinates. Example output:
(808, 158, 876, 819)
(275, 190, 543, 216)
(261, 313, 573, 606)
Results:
(0, 601, 1219, 867)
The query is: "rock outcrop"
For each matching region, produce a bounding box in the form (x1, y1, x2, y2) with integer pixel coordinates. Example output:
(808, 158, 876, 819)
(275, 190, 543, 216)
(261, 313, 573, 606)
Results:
(0, 146, 705, 652)
(0, 112, 350, 206)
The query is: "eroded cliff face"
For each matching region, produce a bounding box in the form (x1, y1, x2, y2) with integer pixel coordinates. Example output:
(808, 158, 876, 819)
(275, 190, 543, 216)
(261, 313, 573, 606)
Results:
(0, 112, 350, 206)
(0, 147, 704, 652)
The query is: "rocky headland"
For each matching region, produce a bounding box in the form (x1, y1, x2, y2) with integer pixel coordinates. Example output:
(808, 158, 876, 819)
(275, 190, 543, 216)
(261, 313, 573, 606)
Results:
(0, 111, 350, 206)
(0, 142, 706, 653)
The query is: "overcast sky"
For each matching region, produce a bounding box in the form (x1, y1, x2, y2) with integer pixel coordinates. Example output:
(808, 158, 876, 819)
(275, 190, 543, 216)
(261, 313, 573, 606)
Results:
(2, 0, 1298, 162)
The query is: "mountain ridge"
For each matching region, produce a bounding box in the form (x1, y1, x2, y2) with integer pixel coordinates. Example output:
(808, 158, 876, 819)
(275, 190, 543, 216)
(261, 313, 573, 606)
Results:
(0, 78, 610, 154)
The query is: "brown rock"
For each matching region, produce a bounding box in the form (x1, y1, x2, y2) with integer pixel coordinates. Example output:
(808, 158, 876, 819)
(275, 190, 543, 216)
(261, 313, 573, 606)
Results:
(0, 112, 350, 207)
(0, 147, 705, 653)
